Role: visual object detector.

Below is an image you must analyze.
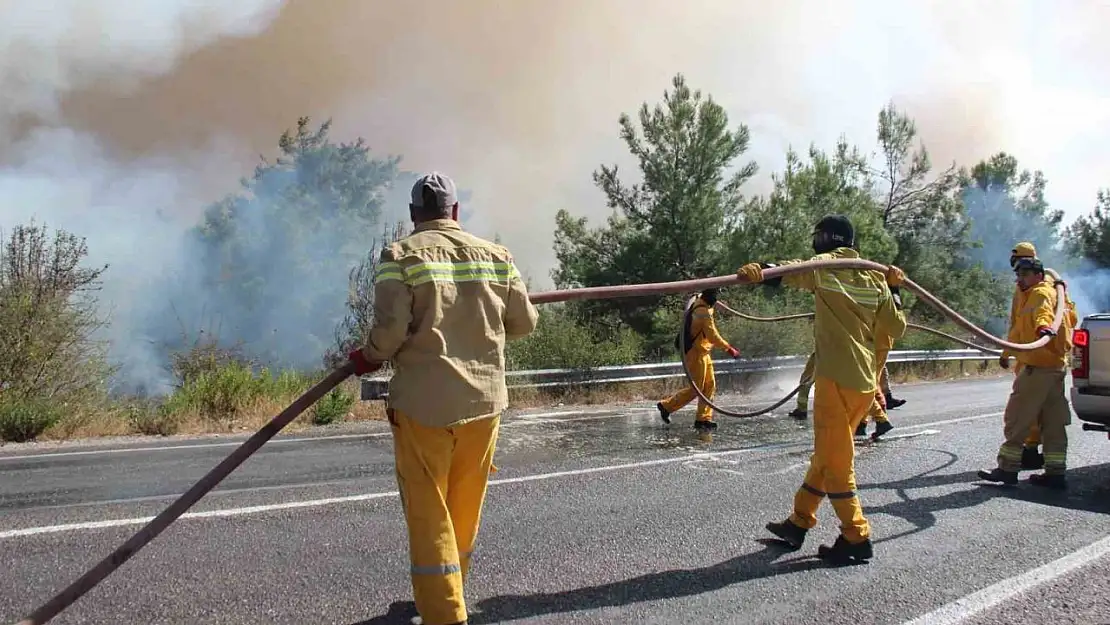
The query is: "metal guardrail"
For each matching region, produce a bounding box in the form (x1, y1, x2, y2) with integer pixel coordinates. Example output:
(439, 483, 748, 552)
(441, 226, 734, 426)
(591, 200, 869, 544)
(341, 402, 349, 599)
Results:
(360, 349, 997, 400)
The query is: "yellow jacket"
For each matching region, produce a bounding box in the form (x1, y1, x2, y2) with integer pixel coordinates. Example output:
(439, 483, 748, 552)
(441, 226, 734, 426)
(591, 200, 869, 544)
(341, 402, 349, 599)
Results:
(777, 248, 907, 393)
(1009, 274, 1077, 334)
(1008, 280, 1071, 369)
(362, 219, 540, 428)
(682, 298, 732, 355)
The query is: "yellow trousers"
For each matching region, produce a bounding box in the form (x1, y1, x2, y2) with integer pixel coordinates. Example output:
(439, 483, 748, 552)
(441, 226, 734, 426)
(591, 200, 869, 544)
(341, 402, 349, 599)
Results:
(1014, 364, 1043, 447)
(996, 367, 1070, 474)
(795, 352, 816, 411)
(390, 409, 500, 625)
(661, 350, 716, 422)
(790, 376, 875, 543)
(862, 350, 891, 425)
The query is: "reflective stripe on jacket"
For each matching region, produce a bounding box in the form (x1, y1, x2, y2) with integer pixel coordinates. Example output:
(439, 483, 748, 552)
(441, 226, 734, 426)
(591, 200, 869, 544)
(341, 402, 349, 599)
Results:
(776, 248, 907, 393)
(362, 219, 539, 427)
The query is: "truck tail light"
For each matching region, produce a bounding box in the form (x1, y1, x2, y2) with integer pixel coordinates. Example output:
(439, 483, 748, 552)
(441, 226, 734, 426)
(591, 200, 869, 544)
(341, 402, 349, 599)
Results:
(1073, 328, 1089, 379)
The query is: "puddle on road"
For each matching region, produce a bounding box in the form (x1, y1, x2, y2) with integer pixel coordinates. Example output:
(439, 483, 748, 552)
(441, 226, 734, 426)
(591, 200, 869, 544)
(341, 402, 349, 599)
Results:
(497, 402, 816, 463)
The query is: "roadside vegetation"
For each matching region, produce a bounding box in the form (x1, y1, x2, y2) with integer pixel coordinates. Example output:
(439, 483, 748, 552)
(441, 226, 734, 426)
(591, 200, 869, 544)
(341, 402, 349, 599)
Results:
(2, 75, 1106, 443)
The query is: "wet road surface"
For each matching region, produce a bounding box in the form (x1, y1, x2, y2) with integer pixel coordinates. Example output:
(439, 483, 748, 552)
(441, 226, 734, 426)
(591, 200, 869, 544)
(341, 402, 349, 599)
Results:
(1, 376, 1108, 624)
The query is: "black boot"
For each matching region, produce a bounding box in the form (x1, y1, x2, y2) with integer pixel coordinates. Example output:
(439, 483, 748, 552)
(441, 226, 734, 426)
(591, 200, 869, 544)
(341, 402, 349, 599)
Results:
(694, 419, 718, 430)
(818, 535, 874, 564)
(977, 467, 1018, 485)
(765, 519, 807, 549)
(656, 402, 671, 424)
(1028, 473, 1067, 490)
(1020, 447, 1045, 470)
(871, 421, 894, 440)
(855, 422, 868, 438)
(884, 392, 906, 409)
(788, 408, 808, 419)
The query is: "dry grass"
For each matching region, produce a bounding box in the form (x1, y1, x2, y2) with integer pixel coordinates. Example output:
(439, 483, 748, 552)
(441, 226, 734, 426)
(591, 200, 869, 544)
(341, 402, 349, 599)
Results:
(11, 359, 1003, 445)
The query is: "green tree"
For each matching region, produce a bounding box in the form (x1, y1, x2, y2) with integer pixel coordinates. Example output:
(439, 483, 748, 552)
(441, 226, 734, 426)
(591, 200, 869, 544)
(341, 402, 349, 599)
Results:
(731, 138, 894, 266)
(552, 73, 757, 351)
(0, 222, 113, 440)
(180, 117, 402, 368)
(870, 103, 994, 324)
(1065, 189, 1110, 267)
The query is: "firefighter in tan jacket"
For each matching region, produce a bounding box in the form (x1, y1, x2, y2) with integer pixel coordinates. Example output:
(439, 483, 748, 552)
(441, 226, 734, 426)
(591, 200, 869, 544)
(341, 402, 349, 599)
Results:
(348, 172, 539, 625)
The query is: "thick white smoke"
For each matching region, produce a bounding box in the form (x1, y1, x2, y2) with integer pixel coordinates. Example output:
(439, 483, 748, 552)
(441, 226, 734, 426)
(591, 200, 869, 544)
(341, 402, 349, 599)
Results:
(1, 0, 1109, 392)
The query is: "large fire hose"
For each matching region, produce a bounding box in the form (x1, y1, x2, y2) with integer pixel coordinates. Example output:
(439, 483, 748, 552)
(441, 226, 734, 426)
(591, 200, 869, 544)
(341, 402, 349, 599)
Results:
(10, 258, 1065, 625)
(673, 300, 1007, 420)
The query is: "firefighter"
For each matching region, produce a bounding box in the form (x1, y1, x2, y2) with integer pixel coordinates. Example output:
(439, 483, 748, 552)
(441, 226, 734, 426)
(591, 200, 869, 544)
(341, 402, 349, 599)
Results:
(737, 214, 907, 564)
(348, 172, 539, 625)
(855, 301, 901, 440)
(657, 288, 742, 430)
(1002, 242, 1078, 471)
(788, 352, 815, 419)
(979, 257, 1073, 489)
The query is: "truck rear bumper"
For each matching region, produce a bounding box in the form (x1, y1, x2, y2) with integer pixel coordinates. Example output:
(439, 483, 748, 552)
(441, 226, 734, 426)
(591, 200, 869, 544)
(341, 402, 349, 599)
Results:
(1069, 387, 1110, 437)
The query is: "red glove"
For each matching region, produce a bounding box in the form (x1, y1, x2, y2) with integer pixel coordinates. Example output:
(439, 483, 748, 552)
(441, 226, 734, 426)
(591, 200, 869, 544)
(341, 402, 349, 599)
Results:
(348, 349, 383, 375)
(1036, 326, 1056, 337)
(726, 346, 740, 359)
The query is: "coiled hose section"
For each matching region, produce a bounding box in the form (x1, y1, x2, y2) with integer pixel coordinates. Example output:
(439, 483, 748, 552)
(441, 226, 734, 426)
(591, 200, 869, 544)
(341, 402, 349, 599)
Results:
(532, 258, 1067, 420)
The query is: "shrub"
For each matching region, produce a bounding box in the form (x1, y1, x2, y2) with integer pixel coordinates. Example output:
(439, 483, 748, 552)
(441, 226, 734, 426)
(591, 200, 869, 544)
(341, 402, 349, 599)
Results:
(0, 398, 64, 442)
(311, 387, 355, 425)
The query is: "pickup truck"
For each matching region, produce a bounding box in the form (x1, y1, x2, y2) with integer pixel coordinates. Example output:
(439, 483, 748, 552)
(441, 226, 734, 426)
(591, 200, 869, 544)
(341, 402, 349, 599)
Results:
(1069, 313, 1110, 439)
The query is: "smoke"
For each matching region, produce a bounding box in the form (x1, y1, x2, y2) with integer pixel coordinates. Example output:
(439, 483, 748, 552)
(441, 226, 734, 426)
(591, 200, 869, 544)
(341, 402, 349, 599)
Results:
(2, 0, 1109, 391)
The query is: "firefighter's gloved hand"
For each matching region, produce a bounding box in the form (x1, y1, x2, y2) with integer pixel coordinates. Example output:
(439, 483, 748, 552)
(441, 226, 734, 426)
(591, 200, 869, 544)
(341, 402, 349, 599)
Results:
(1037, 326, 1056, 337)
(737, 263, 764, 283)
(885, 265, 906, 287)
(726, 346, 740, 359)
(999, 352, 1010, 369)
(348, 349, 383, 375)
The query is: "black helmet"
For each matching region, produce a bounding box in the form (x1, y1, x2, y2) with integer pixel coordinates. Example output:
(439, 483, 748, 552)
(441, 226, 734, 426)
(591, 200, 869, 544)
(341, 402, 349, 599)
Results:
(1013, 257, 1044, 274)
(701, 288, 719, 305)
(813, 214, 855, 254)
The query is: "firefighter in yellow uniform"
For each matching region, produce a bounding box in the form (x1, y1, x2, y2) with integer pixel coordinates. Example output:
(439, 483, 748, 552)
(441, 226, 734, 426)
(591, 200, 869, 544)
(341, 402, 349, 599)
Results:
(979, 257, 1073, 489)
(856, 315, 900, 440)
(349, 172, 539, 625)
(657, 288, 741, 430)
(737, 214, 907, 563)
(1001, 242, 1078, 471)
(788, 352, 816, 419)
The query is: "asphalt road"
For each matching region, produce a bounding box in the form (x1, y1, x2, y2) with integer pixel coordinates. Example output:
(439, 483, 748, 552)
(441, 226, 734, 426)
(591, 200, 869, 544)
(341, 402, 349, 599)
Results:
(1, 375, 1108, 625)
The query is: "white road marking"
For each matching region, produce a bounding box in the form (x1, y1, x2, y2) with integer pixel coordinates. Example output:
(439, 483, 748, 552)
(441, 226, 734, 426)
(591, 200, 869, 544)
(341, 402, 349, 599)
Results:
(0, 409, 623, 462)
(0, 409, 1006, 539)
(900, 534, 1110, 625)
(0, 445, 786, 539)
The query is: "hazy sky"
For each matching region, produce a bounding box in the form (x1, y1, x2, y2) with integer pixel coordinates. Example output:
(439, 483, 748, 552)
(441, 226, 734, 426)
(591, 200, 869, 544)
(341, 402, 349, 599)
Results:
(2, 0, 1108, 288)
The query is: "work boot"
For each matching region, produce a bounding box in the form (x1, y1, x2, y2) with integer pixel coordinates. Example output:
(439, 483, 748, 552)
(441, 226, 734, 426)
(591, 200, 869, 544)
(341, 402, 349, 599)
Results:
(977, 467, 1018, 485)
(1021, 447, 1045, 470)
(855, 422, 868, 438)
(884, 392, 906, 409)
(656, 402, 671, 424)
(788, 408, 807, 419)
(1028, 473, 1067, 490)
(818, 535, 874, 564)
(694, 419, 718, 430)
(871, 421, 894, 440)
(765, 519, 807, 549)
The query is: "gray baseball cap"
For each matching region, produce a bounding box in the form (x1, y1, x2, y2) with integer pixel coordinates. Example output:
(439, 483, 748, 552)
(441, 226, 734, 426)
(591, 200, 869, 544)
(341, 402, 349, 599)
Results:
(410, 172, 458, 209)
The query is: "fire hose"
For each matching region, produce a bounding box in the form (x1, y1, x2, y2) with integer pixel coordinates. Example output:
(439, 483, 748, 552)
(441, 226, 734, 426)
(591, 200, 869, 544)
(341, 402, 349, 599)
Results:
(9, 257, 1066, 625)
(676, 300, 1006, 420)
